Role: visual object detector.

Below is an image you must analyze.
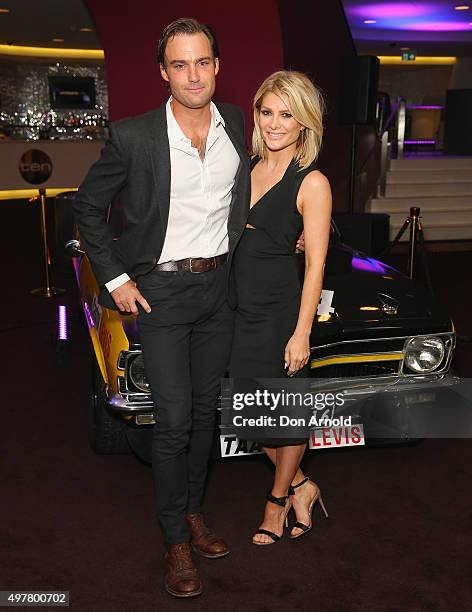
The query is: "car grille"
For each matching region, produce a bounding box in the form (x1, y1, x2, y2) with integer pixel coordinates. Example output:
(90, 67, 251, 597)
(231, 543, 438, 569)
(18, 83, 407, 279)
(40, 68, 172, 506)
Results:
(310, 360, 400, 378)
(118, 376, 127, 394)
(312, 338, 405, 358)
(310, 338, 405, 378)
(117, 351, 128, 370)
(118, 376, 153, 404)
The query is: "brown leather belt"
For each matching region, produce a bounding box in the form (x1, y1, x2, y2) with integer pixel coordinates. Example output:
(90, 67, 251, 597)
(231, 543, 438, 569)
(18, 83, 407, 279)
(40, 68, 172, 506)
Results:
(153, 253, 228, 273)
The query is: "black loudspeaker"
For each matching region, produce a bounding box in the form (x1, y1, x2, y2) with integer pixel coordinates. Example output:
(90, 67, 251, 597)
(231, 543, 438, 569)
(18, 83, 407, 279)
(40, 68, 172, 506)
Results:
(338, 55, 380, 125)
(333, 213, 390, 256)
(444, 89, 472, 155)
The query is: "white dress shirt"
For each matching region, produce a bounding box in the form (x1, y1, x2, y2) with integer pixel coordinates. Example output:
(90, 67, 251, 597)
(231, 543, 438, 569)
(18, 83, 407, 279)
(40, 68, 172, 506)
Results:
(105, 98, 240, 293)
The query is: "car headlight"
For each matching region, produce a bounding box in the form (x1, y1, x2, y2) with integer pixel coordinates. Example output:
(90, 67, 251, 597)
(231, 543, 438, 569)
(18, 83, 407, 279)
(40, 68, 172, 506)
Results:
(128, 354, 151, 392)
(404, 336, 445, 373)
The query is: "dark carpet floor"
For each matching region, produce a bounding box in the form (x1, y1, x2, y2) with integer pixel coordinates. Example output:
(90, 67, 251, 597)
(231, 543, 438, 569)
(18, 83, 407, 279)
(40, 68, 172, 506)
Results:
(2, 199, 472, 611)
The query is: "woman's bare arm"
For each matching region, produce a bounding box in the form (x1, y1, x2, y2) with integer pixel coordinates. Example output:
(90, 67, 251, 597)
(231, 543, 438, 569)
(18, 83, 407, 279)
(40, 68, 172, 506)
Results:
(284, 170, 332, 375)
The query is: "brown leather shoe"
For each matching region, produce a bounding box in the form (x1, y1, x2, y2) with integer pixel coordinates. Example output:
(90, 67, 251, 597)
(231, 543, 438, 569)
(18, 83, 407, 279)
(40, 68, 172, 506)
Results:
(186, 512, 230, 559)
(164, 542, 202, 598)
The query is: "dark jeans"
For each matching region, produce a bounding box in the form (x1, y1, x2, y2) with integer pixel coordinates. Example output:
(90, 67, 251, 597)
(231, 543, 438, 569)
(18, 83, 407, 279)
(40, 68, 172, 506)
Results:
(137, 263, 234, 544)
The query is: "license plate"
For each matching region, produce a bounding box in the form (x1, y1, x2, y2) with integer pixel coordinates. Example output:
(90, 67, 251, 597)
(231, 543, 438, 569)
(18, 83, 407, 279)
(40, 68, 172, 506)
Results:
(220, 426, 365, 457)
(309, 424, 365, 449)
(219, 435, 263, 457)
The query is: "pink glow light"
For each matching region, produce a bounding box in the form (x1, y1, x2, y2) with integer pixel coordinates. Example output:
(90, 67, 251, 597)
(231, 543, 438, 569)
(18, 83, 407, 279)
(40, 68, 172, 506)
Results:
(404, 21, 472, 30)
(346, 2, 472, 32)
(347, 3, 430, 19)
(58, 305, 68, 341)
(404, 139, 436, 144)
(407, 105, 444, 109)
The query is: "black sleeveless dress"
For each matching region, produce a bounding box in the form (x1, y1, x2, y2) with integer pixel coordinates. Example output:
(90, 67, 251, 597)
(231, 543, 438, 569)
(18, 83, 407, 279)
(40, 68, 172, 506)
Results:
(229, 156, 317, 446)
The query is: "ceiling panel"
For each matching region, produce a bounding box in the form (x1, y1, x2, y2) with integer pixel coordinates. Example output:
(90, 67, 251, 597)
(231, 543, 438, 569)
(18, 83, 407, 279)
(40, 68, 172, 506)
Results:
(342, 0, 472, 56)
(0, 0, 100, 49)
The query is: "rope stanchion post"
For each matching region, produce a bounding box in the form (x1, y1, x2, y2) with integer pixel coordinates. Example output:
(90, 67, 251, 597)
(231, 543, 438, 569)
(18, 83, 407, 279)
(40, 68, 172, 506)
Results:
(30, 188, 66, 298)
(407, 206, 420, 280)
(377, 206, 434, 298)
(416, 219, 434, 297)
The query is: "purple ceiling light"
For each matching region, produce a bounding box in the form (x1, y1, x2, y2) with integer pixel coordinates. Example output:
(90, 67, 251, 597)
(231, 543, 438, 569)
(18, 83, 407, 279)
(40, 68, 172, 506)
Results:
(349, 2, 430, 19)
(344, 0, 472, 36)
(405, 20, 472, 30)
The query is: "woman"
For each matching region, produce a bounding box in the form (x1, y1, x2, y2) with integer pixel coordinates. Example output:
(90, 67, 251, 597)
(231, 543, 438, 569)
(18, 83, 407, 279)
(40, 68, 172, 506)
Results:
(229, 71, 332, 545)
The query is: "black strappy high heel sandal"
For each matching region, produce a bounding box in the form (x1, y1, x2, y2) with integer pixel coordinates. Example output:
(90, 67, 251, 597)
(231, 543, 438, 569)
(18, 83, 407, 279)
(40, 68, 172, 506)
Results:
(252, 491, 292, 546)
(288, 477, 329, 539)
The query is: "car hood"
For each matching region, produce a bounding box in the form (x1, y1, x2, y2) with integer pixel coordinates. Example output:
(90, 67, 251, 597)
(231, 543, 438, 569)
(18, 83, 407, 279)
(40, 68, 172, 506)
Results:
(315, 243, 451, 339)
(120, 243, 453, 347)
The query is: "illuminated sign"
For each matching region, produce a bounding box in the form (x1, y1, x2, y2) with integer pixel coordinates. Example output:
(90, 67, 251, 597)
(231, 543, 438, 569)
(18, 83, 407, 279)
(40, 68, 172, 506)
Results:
(18, 149, 53, 184)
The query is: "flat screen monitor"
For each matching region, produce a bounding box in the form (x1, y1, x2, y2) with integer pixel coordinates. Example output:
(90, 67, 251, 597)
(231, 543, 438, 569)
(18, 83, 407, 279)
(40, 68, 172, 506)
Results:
(48, 76, 96, 109)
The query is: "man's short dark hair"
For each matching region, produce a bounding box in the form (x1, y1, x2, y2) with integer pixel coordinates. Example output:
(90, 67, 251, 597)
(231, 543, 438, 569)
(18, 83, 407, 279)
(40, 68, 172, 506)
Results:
(157, 17, 220, 66)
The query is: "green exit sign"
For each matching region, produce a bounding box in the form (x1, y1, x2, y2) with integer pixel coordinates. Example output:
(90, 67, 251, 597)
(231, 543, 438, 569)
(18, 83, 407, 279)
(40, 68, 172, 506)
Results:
(402, 51, 416, 61)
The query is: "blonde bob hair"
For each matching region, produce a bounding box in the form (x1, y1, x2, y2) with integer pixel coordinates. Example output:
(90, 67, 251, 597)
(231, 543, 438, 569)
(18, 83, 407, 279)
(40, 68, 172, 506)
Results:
(252, 70, 325, 170)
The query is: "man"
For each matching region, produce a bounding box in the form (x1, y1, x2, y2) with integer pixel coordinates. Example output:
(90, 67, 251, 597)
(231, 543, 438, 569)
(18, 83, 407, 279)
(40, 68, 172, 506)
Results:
(73, 18, 249, 598)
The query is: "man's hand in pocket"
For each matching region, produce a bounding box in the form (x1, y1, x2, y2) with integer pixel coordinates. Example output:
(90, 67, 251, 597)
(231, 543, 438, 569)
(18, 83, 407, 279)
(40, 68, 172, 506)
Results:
(111, 280, 151, 315)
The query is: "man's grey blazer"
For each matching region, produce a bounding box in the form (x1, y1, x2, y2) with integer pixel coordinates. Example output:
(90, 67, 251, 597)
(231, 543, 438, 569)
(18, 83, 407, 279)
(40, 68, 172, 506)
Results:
(73, 101, 250, 309)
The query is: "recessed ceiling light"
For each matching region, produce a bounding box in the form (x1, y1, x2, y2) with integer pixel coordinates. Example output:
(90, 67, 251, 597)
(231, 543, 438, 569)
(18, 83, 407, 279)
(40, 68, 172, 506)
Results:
(364, 19, 377, 24)
(0, 7, 10, 12)
(79, 27, 93, 32)
(454, 5, 470, 10)
(52, 38, 64, 43)
(400, 47, 409, 50)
